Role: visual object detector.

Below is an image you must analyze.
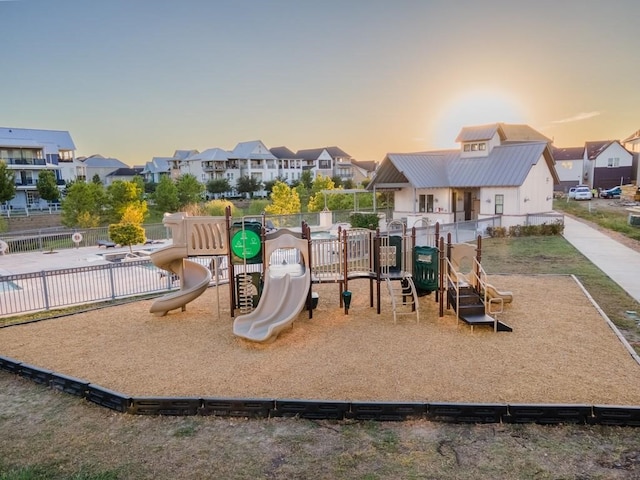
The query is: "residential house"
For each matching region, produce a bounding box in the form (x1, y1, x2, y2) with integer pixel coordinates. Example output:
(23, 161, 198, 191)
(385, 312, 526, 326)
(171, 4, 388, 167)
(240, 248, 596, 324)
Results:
(226, 140, 278, 197)
(76, 155, 130, 184)
(0, 127, 75, 209)
(104, 167, 144, 186)
(269, 146, 308, 184)
(296, 146, 353, 184)
(182, 148, 230, 196)
(583, 140, 632, 190)
(351, 159, 377, 185)
(168, 149, 199, 179)
(367, 123, 559, 228)
(621, 130, 640, 183)
(551, 146, 585, 192)
(141, 157, 172, 184)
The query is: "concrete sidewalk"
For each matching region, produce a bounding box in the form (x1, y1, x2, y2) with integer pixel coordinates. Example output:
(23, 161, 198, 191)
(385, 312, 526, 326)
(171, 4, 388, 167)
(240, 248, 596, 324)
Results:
(562, 216, 640, 304)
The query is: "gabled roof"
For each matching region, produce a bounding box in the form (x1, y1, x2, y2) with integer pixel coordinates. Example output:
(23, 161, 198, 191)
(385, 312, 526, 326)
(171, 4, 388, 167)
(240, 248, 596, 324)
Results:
(106, 167, 143, 177)
(143, 157, 172, 174)
(296, 146, 351, 160)
(229, 140, 276, 160)
(81, 156, 129, 168)
(623, 130, 640, 143)
(552, 146, 584, 161)
(269, 146, 297, 159)
(585, 140, 619, 159)
(173, 149, 198, 160)
(0, 127, 76, 151)
(455, 124, 501, 143)
(455, 123, 551, 144)
(352, 159, 377, 173)
(187, 148, 229, 161)
(369, 142, 557, 189)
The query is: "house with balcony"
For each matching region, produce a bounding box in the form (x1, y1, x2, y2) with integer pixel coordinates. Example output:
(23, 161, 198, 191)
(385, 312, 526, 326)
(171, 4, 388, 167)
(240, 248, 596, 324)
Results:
(296, 146, 354, 184)
(269, 146, 307, 184)
(226, 140, 278, 197)
(0, 127, 75, 210)
(367, 123, 559, 228)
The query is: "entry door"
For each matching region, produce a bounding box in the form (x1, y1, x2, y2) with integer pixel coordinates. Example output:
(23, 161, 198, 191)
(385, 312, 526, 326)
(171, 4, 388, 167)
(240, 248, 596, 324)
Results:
(464, 191, 472, 221)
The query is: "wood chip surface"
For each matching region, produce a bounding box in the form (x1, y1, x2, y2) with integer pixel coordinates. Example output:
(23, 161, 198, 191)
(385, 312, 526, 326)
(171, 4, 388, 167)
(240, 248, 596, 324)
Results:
(2, 275, 640, 405)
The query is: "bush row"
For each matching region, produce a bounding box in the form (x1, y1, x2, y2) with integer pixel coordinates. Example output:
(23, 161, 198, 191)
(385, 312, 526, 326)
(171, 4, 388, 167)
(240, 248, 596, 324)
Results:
(486, 221, 564, 238)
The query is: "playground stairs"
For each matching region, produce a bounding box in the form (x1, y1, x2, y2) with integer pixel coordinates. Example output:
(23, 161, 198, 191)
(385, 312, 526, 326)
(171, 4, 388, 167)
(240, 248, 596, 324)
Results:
(448, 284, 512, 332)
(385, 274, 420, 324)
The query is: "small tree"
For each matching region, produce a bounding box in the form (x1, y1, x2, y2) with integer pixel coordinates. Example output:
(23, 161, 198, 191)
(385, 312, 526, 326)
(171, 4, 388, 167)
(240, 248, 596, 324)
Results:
(108, 204, 146, 253)
(265, 181, 301, 215)
(176, 174, 204, 207)
(108, 223, 146, 253)
(0, 162, 16, 206)
(153, 176, 179, 213)
(236, 175, 262, 198)
(36, 170, 60, 205)
(91, 174, 102, 184)
(106, 180, 147, 224)
(206, 178, 231, 198)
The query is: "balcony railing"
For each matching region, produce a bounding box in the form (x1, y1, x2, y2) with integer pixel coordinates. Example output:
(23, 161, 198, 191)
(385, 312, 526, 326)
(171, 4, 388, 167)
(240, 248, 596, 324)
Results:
(4, 157, 47, 166)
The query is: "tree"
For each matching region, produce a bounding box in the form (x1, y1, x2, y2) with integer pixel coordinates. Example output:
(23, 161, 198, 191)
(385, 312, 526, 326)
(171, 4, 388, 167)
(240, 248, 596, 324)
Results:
(264, 181, 301, 215)
(236, 175, 262, 198)
(307, 174, 336, 212)
(60, 181, 107, 227)
(108, 223, 145, 253)
(0, 162, 16, 206)
(106, 180, 147, 224)
(206, 178, 231, 198)
(36, 170, 60, 205)
(91, 174, 102, 184)
(153, 176, 179, 213)
(300, 170, 314, 190)
(176, 174, 204, 207)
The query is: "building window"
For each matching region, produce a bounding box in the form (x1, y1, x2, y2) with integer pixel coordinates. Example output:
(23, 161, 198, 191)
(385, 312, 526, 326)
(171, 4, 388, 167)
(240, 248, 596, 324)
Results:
(463, 142, 487, 152)
(495, 194, 504, 215)
(607, 157, 620, 167)
(419, 195, 425, 212)
(427, 194, 434, 213)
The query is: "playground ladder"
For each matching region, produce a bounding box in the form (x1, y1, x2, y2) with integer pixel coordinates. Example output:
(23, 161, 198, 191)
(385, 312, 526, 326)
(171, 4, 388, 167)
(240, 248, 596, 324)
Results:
(385, 273, 420, 324)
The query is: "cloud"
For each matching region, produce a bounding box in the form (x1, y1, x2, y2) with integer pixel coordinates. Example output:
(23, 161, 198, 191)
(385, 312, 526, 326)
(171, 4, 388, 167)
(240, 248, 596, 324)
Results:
(552, 111, 601, 124)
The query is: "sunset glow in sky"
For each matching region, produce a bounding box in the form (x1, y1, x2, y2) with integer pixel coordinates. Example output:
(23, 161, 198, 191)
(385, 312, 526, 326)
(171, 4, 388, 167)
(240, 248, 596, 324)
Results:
(2, 0, 639, 165)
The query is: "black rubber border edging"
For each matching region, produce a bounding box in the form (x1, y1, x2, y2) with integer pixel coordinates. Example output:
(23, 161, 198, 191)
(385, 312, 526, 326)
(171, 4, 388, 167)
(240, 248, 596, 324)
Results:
(2, 354, 640, 426)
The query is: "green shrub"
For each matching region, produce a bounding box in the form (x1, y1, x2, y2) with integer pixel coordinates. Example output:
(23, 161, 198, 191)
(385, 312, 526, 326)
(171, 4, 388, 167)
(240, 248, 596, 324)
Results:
(350, 212, 380, 229)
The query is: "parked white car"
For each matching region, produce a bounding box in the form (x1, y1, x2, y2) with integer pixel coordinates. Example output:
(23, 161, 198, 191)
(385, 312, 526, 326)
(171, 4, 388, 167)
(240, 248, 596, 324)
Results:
(568, 184, 589, 199)
(573, 186, 593, 200)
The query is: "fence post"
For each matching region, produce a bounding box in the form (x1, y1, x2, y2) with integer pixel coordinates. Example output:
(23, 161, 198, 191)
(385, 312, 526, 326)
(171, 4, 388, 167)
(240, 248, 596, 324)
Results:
(108, 264, 116, 300)
(41, 271, 50, 311)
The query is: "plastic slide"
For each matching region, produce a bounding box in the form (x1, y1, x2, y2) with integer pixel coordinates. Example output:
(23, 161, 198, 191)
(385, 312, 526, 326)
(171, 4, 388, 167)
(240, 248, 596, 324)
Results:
(233, 232, 311, 342)
(149, 244, 212, 316)
(484, 283, 513, 304)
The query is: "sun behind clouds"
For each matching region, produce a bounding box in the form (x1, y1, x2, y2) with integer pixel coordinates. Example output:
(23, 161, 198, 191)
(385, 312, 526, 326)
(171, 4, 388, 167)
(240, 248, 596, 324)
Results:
(430, 89, 527, 149)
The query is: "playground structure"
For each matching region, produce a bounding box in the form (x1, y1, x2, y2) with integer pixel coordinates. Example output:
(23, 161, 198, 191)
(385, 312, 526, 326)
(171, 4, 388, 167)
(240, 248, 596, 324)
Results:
(148, 209, 514, 340)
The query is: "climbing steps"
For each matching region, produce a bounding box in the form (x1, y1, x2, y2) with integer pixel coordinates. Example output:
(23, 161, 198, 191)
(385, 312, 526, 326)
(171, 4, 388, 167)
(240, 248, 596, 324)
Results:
(448, 283, 512, 332)
(385, 274, 420, 324)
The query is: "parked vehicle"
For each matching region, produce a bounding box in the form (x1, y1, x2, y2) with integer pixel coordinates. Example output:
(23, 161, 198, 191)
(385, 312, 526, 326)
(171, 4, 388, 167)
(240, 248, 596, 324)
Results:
(599, 186, 622, 199)
(573, 186, 593, 201)
(568, 185, 589, 199)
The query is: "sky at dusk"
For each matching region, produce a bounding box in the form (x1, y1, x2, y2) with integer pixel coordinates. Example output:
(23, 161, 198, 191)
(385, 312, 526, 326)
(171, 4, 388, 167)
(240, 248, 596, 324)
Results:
(2, 0, 639, 166)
